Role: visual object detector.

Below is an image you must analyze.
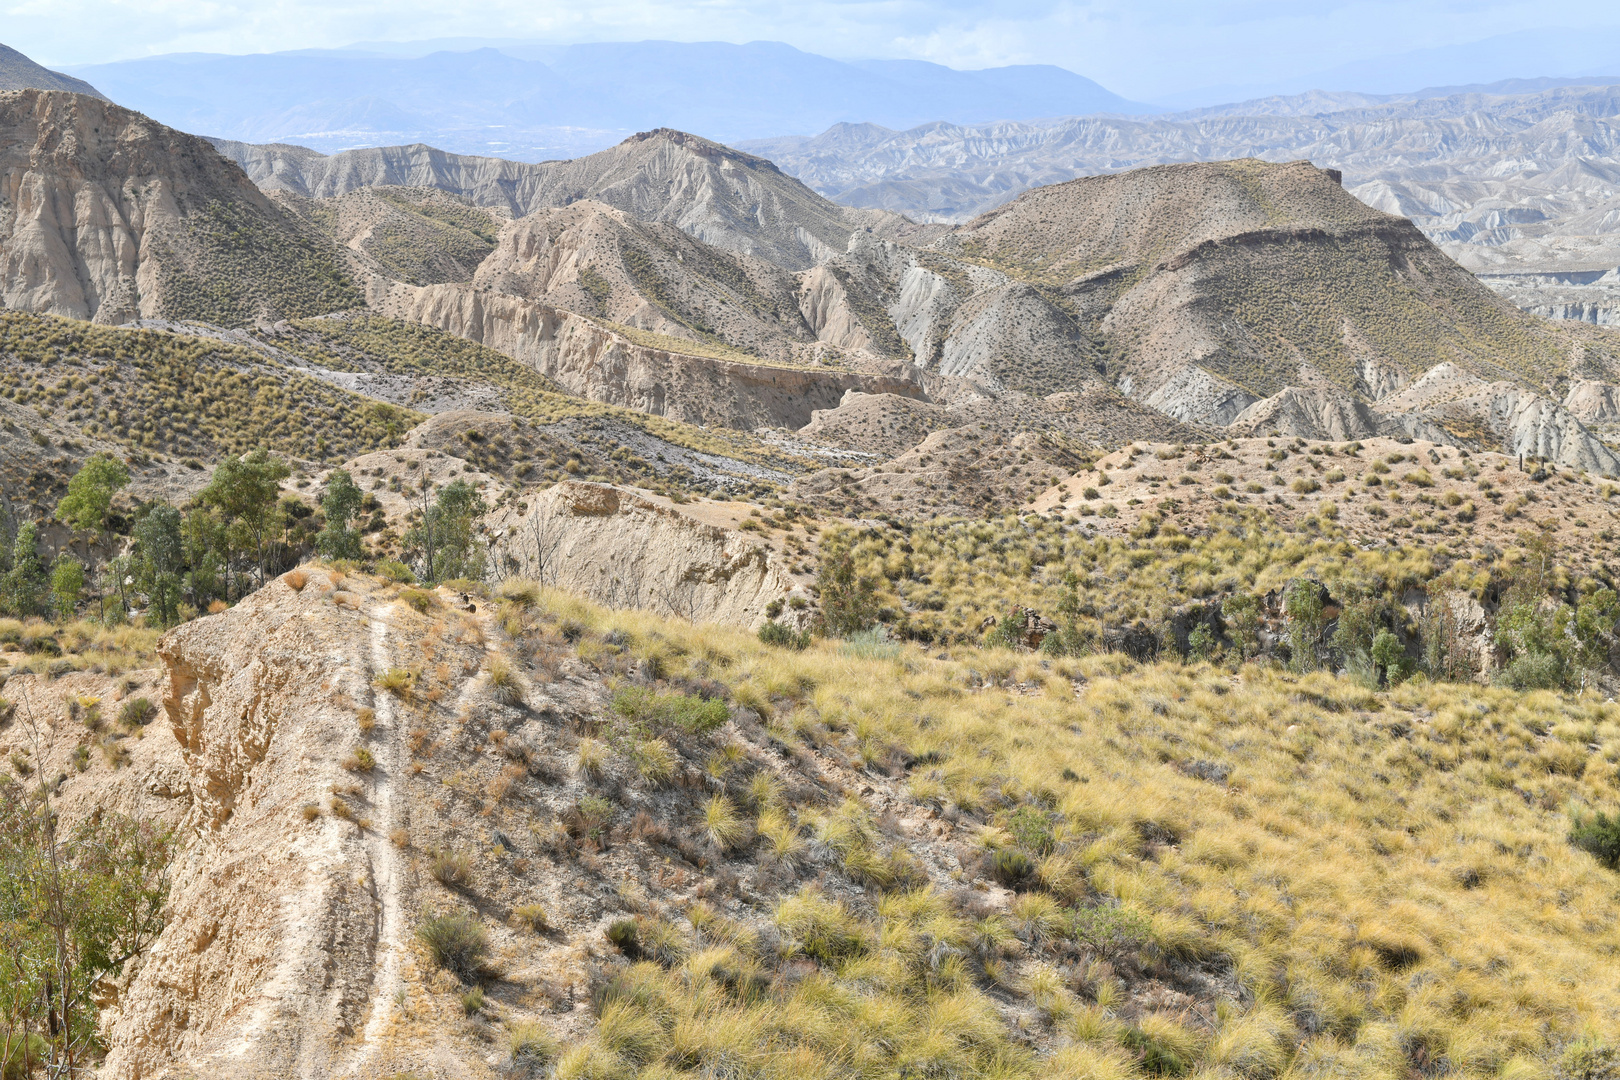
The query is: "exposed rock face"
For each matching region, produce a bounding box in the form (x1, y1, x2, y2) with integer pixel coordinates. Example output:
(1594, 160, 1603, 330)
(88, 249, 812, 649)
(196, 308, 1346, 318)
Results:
(1228, 386, 1407, 441)
(1143, 366, 1258, 427)
(0, 90, 357, 326)
(938, 160, 1566, 410)
(1381, 365, 1620, 473)
(490, 481, 800, 627)
(468, 201, 834, 364)
(1563, 378, 1620, 424)
(1225, 364, 1620, 472)
(740, 82, 1620, 325)
(101, 576, 413, 1079)
(371, 279, 925, 429)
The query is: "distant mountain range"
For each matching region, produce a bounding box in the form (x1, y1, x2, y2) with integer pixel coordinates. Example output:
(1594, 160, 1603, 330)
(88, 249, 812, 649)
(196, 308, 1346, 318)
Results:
(61, 41, 1154, 160)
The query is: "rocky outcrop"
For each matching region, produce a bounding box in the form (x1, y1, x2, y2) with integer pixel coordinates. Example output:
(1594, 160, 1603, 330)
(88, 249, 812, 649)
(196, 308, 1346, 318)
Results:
(1144, 366, 1259, 427)
(101, 575, 417, 1079)
(1380, 363, 1620, 473)
(372, 279, 925, 430)
(1563, 379, 1620, 424)
(490, 481, 801, 627)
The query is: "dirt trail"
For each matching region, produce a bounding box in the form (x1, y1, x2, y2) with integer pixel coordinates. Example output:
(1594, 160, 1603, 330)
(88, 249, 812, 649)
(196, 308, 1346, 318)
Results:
(340, 603, 409, 1076)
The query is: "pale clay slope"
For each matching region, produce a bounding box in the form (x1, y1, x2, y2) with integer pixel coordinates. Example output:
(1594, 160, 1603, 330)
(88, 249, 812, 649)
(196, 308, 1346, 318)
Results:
(488, 481, 806, 629)
(94, 575, 469, 1080)
(0, 89, 301, 324)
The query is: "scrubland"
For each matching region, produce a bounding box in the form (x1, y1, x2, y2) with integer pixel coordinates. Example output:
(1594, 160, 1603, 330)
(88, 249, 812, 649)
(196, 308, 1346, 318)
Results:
(382, 581, 1620, 1079)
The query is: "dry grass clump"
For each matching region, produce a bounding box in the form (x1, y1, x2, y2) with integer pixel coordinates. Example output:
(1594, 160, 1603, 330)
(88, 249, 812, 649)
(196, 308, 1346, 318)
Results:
(429, 848, 473, 888)
(416, 912, 488, 978)
(528, 589, 1620, 1079)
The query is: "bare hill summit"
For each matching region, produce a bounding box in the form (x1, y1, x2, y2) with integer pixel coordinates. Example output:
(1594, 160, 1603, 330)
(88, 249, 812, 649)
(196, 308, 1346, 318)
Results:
(0, 42, 105, 99)
(0, 90, 359, 325)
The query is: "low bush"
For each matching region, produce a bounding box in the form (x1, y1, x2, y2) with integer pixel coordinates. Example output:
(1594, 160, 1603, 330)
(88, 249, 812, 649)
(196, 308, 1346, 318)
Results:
(416, 912, 488, 977)
(486, 658, 523, 705)
(430, 848, 472, 888)
(1569, 810, 1620, 870)
(605, 918, 641, 957)
(376, 559, 415, 583)
(989, 847, 1035, 887)
(513, 903, 548, 932)
(508, 1023, 560, 1077)
(611, 686, 728, 734)
(118, 697, 156, 728)
(758, 620, 811, 650)
(400, 587, 435, 613)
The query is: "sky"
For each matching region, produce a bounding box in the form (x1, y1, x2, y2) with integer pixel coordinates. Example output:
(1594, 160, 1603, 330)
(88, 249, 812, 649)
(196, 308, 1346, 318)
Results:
(8, 0, 1620, 102)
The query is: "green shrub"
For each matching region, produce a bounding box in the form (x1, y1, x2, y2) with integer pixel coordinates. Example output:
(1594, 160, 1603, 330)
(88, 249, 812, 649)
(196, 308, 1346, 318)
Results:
(1561, 1035, 1619, 1080)
(1005, 805, 1057, 856)
(605, 918, 641, 957)
(1371, 629, 1406, 685)
(1069, 903, 1152, 959)
(118, 696, 156, 728)
(1499, 651, 1566, 691)
(759, 620, 810, 650)
(400, 587, 435, 613)
(377, 559, 416, 583)
(1569, 810, 1620, 870)
(989, 847, 1035, 887)
(416, 913, 489, 977)
(610, 686, 728, 734)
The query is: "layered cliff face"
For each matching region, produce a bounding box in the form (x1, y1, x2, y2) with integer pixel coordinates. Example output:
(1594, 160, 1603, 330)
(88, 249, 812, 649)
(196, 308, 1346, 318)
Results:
(489, 481, 808, 627)
(0, 90, 359, 326)
(469, 201, 831, 364)
(370, 278, 925, 430)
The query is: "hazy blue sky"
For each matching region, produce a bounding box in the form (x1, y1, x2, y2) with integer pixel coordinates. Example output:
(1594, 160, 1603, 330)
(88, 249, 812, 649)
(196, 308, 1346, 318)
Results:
(9, 0, 1620, 101)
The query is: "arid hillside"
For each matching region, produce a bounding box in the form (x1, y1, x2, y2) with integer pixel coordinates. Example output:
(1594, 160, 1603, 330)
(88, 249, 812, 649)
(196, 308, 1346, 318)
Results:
(10, 561, 1620, 1078)
(0, 90, 360, 326)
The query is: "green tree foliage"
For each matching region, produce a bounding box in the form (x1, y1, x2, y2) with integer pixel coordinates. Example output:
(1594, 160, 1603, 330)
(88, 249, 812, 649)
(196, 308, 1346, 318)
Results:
(1371, 630, 1407, 686)
(49, 556, 83, 622)
(315, 469, 363, 561)
(1284, 578, 1326, 673)
(199, 450, 291, 591)
(0, 523, 45, 619)
(816, 536, 878, 638)
(0, 775, 175, 1076)
(403, 478, 488, 584)
(54, 454, 129, 540)
(1221, 593, 1262, 661)
(133, 504, 184, 627)
(1494, 593, 1573, 690)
